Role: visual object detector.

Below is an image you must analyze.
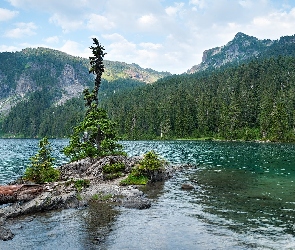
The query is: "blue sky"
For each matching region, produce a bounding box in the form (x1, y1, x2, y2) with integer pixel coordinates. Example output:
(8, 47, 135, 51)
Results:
(0, 0, 295, 73)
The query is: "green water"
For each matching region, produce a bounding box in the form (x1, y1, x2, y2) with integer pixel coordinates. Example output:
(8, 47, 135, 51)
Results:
(1, 140, 295, 249)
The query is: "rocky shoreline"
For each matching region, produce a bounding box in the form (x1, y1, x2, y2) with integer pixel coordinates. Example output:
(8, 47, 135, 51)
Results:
(0, 155, 178, 241)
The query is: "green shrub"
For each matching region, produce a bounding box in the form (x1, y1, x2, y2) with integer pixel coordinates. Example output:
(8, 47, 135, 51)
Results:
(103, 162, 125, 173)
(120, 151, 165, 185)
(74, 179, 90, 192)
(103, 162, 125, 180)
(24, 137, 60, 184)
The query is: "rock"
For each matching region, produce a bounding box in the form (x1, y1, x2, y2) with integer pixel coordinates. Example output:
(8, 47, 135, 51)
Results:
(121, 197, 151, 210)
(181, 183, 194, 190)
(0, 226, 14, 241)
(59, 155, 141, 181)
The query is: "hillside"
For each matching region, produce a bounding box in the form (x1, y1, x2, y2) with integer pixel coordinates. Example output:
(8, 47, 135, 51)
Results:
(0, 47, 171, 116)
(188, 32, 295, 73)
(102, 56, 295, 142)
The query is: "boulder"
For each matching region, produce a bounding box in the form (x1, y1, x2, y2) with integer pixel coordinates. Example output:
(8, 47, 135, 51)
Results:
(0, 226, 14, 241)
(181, 183, 194, 190)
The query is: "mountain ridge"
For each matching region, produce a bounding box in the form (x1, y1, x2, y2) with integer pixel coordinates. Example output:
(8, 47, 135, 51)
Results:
(188, 32, 295, 73)
(0, 47, 171, 115)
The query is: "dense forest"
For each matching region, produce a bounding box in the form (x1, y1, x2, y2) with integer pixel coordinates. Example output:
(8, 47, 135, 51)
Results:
(3, 55, 295, 142)
(101, 56, 295, 142)
(0, 78, 144, 138)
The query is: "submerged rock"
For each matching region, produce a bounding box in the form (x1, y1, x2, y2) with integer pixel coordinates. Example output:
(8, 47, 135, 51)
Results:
(0, 226, 14, 241)
(120, 197, 151, 209)
(181, 183, 195, 190)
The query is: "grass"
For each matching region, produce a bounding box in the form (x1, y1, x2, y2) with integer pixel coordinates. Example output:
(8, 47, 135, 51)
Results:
(65, 179, 90, 192)
(120, 173, 149, 186)
(91, 193, 113, 201)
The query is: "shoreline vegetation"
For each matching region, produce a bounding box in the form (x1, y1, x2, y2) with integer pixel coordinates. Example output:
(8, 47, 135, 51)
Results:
(0, 135, 291, 144)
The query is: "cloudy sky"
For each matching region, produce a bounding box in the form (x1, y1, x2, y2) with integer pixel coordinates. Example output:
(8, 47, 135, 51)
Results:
(0, 0, 295, 73)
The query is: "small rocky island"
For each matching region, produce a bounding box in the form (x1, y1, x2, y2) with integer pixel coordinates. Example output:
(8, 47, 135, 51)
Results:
(0, 154, 179, 241)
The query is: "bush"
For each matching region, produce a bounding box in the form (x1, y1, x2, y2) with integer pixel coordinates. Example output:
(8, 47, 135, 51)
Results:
(74, 179, 90, 192)
(24, 137, 60, 184)
(120, 151, 165, 185)
(102, 162, 125, 180)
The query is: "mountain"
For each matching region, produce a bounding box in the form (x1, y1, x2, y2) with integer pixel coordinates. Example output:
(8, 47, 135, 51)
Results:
(188, 32, 295, 73)
(0, 47, 171, 116)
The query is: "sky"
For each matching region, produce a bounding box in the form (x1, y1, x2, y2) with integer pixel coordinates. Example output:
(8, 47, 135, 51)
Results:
(0, 0, 295, 74)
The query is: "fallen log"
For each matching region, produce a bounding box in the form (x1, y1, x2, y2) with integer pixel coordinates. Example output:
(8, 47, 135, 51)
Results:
(0, 185, 44, 205)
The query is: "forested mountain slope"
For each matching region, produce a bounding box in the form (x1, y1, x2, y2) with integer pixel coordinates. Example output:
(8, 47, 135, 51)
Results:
(102, 56, 295, 142)
(0, 47, 170, 137)
(0, 47, 170, 115)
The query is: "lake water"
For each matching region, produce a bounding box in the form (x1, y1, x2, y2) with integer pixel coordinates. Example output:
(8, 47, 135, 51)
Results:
(1, 139, 295, 249)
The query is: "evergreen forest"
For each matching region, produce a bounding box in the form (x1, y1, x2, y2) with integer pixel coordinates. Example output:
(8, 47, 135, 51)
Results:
(102, 56, 295, 142)
(2, 41, 295, 142)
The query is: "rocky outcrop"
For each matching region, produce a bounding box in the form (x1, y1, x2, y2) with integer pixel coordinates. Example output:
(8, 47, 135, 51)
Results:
(0, 155, 180, 240)
(59, 155, 142, 181)
(187, 32, 295, 74)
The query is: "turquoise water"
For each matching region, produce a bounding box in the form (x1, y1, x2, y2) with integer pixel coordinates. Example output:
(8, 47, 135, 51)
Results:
(1, 140, 295, 249)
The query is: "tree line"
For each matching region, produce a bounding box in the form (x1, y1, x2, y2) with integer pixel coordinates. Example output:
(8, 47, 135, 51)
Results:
(101, 56, 295, 142)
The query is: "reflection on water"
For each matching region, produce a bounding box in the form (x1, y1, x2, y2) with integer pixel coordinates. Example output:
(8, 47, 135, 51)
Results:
(4, 203, 120, 250)
(81, 202, 120, 249)
(1, 140, 295, 249)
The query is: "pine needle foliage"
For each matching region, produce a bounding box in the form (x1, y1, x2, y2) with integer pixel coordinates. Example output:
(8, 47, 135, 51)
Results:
(24, 137, 60, 183)
(63, 38, 123, 161)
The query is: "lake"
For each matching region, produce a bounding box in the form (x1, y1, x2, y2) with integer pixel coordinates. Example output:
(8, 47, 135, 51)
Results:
(1, 139, 295, 249)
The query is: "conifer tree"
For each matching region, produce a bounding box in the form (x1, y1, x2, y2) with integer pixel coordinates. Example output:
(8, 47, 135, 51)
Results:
(63, 38, 123, 161)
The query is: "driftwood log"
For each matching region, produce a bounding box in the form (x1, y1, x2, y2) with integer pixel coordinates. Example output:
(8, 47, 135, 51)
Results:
(0, 185, 44, 205)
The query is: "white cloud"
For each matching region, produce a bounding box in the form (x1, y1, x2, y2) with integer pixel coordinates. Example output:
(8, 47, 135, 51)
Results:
(102, 33, 137, 62)
(3, 0, 295, 74)
(87, 14, 115, 31)
(248, 8, 295, 39)
(0, 8, 18, 21)
(139, 42, 162, 50)
(43, 36, 59, 44)
(138, 14, 157, 25)
(4, 22, 37, 38)
(239, 0, 253, 8)
(189, 0, 206, 9)
(0, 45, 19, 52)
(49, 14, 84, 32)
(59, 40, 91, 58)
(165, 3, 185, 16)
(7, 0, 98, 12)
(102, 33, 126, 42)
